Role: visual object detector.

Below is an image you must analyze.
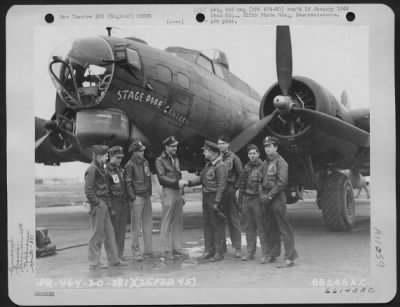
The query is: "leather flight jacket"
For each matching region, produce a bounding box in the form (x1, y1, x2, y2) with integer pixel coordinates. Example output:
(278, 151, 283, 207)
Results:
(105, 162, 127, 201)
(238, 158, 264, 205)
(124, 156, 152, 200)
(260, 153, 288, 200)
(84, 160, 110, 206)
(189, 155, 227, 205)
(155, 151, 182, 190)
(221, 150, 243, 189)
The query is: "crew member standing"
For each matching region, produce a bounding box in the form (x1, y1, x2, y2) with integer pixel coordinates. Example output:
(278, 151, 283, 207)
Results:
(188, 140, 227, 262)
(217, 135, 243, 258)
(124, 140, 153, 261)
(238, 144, 269, 263)
(84, 145, 127, 270)
(155, 136, 187, 261)
(260, 136, 298, 268)
(104, 146, 129, 260)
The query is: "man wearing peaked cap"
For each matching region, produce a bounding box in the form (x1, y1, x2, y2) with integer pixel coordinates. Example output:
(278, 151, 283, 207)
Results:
(237, 143, 268, 263)
(91, 144, 109, 156)
(129, 140, 146, 152)
(84, 145, 127, 270)
(261, 135, 298, 267)
(104, 145, 129, 260)
(217, 135, 243, 258)
(108, 146, 124, 157)
(155, 136, 187, 261)
(188, 139, 228, 262)
(124, 139, 153, 261)
(263, 136, 280, 146)
(162, 135, 179, 147)
(202, 140, 219, 152)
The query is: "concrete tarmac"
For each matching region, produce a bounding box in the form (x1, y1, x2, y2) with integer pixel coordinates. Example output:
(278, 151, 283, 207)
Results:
(36, 196, 370, 289)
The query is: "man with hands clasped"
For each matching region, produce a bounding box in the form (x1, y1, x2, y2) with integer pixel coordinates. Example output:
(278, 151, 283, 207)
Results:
(155, 136, 188, 261)
(124, 140, 153, 261)
(260, 136, 298, 268)
(84, 145, 127, 270)
(238, 144, 269, 264)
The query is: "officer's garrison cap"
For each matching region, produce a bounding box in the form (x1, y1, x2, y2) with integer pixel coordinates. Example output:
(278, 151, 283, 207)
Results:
(246, 144, 260, 153)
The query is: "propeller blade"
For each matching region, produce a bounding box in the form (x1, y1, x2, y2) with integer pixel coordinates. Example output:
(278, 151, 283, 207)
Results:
(293, 108, 370, 147)
(276, 26, 293, 96)
(230, 111, 277, 152)
(35, 132, 51, 151)
(59, 129, 80, 148)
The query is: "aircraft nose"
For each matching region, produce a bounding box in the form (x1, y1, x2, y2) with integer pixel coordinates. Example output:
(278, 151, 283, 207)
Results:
(48, 36, 115, 108)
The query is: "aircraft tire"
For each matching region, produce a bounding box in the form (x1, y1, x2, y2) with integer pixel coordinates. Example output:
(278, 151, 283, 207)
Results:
(320, 171, 355, 231)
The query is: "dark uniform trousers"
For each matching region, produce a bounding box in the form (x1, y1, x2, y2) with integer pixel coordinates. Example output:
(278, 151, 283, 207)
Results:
(264, 191, 298, 261)
(242, 195, 268, 256)
(88, 199, 120, 266)
(203, 192, 226, 255)
(222, 184, 242, 250)
(110, 198, 129, 258)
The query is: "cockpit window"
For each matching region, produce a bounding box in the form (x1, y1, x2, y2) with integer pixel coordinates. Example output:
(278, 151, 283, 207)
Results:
(214, 63, 225, 79)
(48, 37, 114, 108)
(196, 55, 214, 73)
(126, 49, 142, 71)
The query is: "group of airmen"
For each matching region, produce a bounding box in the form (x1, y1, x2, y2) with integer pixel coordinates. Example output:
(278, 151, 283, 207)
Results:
(84, 134, 298, 271)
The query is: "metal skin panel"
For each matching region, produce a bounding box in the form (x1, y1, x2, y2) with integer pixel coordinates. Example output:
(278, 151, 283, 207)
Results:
(100, 37, 259, 160)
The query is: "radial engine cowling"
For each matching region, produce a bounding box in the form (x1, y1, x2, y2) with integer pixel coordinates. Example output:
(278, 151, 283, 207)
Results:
(258, 76, 353, 155)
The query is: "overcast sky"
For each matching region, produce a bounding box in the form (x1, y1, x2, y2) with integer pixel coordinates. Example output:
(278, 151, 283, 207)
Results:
(34, 25, 368, 178)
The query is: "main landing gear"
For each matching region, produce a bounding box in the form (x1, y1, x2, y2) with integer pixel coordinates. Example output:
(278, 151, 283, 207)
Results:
(319, 171, 356, 231)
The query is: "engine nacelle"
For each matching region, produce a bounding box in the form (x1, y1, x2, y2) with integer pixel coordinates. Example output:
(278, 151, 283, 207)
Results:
(75, 109, 130, 148)
(259, 76, 353, 135)
(258, 76, 358, 161)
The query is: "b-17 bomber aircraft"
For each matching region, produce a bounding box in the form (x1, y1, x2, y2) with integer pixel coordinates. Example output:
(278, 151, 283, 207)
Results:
(35, 26, 370, 231)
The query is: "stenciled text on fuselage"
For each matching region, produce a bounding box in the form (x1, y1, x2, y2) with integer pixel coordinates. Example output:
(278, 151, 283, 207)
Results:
(116, 89, 189, 126)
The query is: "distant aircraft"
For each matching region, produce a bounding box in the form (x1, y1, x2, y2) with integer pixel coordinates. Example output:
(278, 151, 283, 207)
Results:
(35, 26, 370, 231)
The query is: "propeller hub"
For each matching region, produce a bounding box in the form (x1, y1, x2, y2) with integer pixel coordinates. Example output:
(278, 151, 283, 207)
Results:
(273, 95, 293, 112)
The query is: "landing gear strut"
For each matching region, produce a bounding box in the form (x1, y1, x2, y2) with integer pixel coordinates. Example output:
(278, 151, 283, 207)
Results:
(320, 171, 355, 231)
